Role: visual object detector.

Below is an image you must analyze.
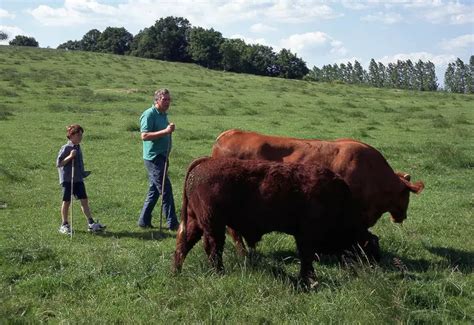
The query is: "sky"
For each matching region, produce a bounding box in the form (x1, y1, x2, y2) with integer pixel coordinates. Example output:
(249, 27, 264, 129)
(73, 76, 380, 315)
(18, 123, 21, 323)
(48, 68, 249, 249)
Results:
(1, 0, 473, 85)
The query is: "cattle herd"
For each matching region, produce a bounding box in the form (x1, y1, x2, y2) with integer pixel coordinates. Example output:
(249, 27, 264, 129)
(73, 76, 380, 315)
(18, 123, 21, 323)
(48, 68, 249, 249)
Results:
(173, 129, 425, 287)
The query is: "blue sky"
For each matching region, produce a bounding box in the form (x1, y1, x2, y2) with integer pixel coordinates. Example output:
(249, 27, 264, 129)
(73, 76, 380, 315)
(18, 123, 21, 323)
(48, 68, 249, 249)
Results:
(1, 0, 473, 85)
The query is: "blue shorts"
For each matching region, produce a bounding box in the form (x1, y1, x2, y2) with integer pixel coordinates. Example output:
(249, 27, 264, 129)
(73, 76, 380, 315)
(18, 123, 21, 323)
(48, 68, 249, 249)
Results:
(61, 182, 88, 201)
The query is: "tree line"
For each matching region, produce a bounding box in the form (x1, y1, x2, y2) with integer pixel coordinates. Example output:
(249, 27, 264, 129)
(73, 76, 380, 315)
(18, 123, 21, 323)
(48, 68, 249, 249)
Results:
(444, 57, 474, 94)
(56, 17, 309, 79)
(306, 56, 473, 93)
(306, 58, 439, 91)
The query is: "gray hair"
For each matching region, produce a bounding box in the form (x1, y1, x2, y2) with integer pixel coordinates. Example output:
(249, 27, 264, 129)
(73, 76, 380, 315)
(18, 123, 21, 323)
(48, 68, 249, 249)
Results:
(154, 88, 170, 102)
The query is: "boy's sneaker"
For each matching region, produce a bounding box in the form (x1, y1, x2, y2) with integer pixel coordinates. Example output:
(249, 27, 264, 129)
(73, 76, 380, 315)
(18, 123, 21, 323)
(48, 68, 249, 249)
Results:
(59, 224, 72, 235)
(88, 222, 106, 233)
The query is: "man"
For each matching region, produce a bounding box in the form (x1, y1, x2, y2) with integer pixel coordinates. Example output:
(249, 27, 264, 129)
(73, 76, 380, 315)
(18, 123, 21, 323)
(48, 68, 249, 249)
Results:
(138, 88, 179, 230)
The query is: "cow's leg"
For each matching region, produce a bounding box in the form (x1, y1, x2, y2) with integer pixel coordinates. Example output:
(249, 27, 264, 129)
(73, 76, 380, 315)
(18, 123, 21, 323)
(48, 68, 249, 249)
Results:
(295, 236, 318, 288)
(203, 227, 226, 273)
(227, 227, 247, 256)
(173, 219, 203, 273)
(360, 231, 380, 262)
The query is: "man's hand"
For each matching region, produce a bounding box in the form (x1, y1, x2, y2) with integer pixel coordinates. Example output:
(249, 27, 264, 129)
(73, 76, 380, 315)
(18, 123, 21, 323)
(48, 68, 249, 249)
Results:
(167, 123, 176, 134)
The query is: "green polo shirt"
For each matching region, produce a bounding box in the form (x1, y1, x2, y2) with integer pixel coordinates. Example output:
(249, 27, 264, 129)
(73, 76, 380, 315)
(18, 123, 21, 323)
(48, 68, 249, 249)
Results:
(140, 105, 171, 160)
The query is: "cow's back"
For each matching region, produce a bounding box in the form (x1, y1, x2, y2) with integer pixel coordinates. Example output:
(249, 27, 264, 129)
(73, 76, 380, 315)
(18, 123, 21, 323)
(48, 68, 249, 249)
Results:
(212, 129, 405, 227)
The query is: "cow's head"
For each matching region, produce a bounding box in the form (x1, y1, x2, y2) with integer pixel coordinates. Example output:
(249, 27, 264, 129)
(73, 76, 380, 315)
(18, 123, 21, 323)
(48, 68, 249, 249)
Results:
(390, 173, 425, 223)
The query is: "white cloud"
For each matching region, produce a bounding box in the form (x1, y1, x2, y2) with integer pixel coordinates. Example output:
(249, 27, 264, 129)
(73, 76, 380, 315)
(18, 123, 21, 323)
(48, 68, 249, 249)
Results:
(27, 0, 343, 28)
(263, 1, 342, 23)
(335, 56, 363, 65)
(0, 25, 27, 45)
(361, 12, 402, 24)
(342, 0, 473, 25)
(28, 0, 120, 26)
(250, 23, 276, 33)
(421, 2, 474, 25)
(279, 32, 347, 57)
(440, 34, 474, 51)
(341, 1, 369, 10)
(230, 34, 274, 48)
(377, 52, 457, 67)
(0, 8, 15, 19)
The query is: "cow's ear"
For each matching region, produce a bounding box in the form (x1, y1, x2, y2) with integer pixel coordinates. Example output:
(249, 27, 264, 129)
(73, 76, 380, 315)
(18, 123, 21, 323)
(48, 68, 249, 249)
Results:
(397, 173, 424, 194)
(396, 172, 411, 181)
(403, 179, 425, 194)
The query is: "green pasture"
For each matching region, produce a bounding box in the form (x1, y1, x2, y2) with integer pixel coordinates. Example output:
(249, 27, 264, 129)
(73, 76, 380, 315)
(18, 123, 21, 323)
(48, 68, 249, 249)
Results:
(0, 46, 473, 323)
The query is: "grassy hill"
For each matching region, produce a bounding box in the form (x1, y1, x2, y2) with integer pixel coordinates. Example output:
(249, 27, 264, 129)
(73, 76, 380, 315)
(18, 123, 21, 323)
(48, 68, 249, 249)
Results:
(0, 45, 473, 323)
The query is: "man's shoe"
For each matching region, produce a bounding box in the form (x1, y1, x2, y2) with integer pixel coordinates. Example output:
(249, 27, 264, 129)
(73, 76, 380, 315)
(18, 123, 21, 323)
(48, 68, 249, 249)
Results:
(88, 222, 106, 233)
(59, 224, 72, 235)
(138, 224, 155, 229)
(169, 224, 179, 231)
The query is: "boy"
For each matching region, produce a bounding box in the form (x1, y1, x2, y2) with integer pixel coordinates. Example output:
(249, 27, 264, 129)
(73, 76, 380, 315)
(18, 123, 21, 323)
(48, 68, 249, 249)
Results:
(56, 124, 105, 234)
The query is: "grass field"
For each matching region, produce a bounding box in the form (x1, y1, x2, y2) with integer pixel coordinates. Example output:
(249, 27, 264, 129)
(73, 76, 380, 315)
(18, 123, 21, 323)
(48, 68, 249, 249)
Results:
(0, 45, 473, 323)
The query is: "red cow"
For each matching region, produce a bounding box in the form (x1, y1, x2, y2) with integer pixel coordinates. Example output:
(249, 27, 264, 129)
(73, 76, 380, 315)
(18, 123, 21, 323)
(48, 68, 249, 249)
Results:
(173, 157, 378, 287)
(212, 129, 424, 228)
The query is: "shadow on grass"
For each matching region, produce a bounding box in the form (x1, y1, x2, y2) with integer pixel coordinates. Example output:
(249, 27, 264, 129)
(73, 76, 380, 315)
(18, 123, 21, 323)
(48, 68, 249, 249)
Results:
(379, 248, 473, 274)
(425, 246, 474, 273)
(253, 245, 473, 288)
(92, 230, 175, 241)
(246, 249, 348, 291)
(243, 252, 304, 291)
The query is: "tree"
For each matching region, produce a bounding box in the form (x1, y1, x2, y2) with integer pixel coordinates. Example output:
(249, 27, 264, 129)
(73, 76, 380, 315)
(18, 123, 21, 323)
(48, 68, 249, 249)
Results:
(81, 29, 101, 52)
(275, 48, 309, 79)
(96, 27, 133, 55)
(242, 44, 278, 76)
(378, 62, 386, 88)
(424, 61, 438, 91)
(444, 63, 455, 92)
(9, 35, 39, 47)
(57, 40, 82, 50)
(220, 38, 247, 72)
(129, 28, 154, 58)
(353, 61, 365, 84)
(466, 55, 474, 94)
(368, 59, 380, 87)
(386, 62, 399, 88)
(320, 64, 332, 82)
(414, 60, 425, 90)
(342, 62, 353, 83)
(305, 66, 323, 81)
(187, 27, 223, 69)
(405, 59, 415, 89)
(131, 16, 191, 62)
(0, 31, 8, 41)
(452, 58, 467, 93)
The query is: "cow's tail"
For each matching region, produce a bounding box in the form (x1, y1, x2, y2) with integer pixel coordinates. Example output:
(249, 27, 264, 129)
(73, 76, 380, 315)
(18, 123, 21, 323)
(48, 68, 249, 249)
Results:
(177, 156, 211, 240)
(174, 156, 210, 273)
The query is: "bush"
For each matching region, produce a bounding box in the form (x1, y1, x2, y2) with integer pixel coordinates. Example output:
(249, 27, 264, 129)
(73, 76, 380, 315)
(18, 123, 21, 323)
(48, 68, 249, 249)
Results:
(9, 35, 39, 47)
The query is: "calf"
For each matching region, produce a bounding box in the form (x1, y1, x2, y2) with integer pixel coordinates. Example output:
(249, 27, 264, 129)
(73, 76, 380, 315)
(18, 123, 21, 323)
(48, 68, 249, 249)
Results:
(173, 157, 375, 286)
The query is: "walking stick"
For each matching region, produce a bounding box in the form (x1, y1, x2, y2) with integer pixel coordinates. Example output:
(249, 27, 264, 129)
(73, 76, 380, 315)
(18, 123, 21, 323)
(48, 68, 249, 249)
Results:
(70, 157, 74, 239)
(159, 133, 172, 233)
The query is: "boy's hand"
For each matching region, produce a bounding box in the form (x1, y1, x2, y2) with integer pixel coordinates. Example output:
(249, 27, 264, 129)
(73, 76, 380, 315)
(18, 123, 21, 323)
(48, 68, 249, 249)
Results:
(69, 149, 77, 158)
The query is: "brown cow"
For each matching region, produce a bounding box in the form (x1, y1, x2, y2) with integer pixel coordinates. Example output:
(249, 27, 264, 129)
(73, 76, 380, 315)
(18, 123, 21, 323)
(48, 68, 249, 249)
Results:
(212, 129, 424, 228)
(173, 157, 377, 286)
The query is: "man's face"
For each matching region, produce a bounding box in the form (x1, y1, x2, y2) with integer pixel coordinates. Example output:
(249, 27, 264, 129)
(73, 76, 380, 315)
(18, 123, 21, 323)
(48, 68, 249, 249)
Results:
(156, 94, 171, 112)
